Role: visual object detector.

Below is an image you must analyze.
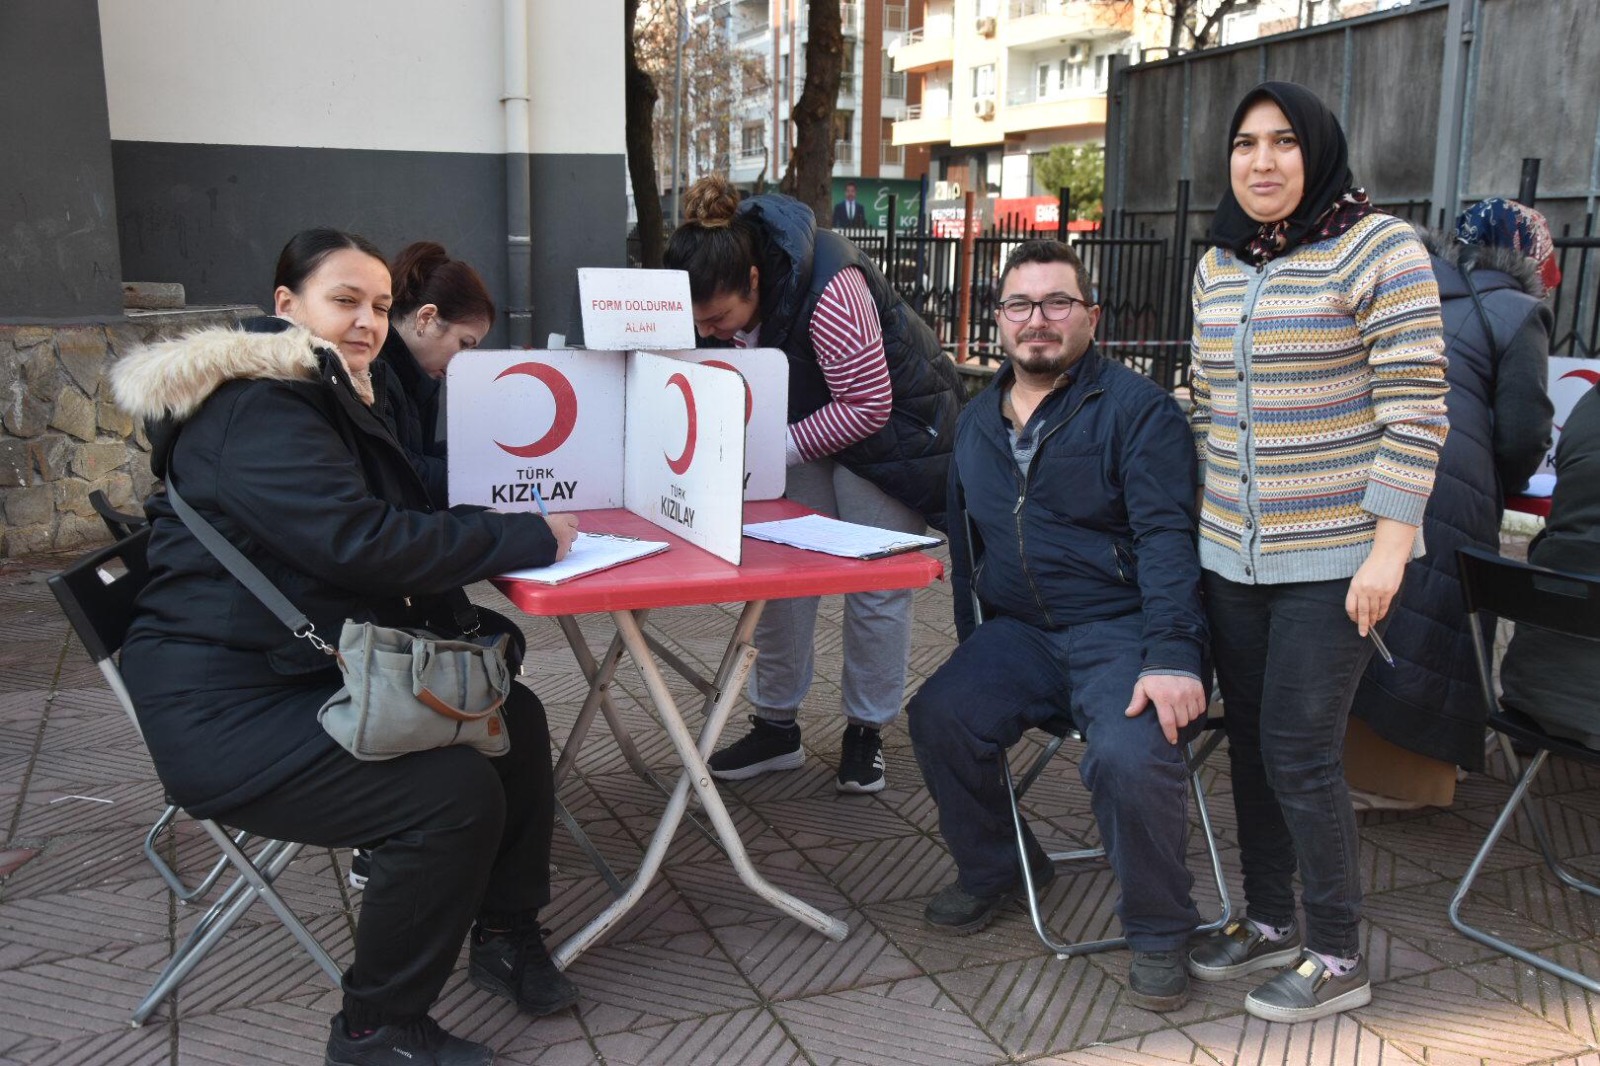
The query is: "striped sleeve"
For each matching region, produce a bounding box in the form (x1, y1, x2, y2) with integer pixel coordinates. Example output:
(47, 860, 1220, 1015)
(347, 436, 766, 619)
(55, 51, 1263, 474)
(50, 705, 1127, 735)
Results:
(1353, 218, 1450, 526)
(1187, 254, 1213, 473)
(790, 267, 894, 461)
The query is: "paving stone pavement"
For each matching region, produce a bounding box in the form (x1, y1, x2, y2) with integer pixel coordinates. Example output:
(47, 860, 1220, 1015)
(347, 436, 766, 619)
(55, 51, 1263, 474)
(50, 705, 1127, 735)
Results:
(4, 543, 1600, 1065)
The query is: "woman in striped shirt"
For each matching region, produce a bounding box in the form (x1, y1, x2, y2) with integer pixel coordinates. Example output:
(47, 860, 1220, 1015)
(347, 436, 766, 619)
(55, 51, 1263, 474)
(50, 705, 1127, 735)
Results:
(665, 177, 961, 795)
(1184, 83, 1448, 1022)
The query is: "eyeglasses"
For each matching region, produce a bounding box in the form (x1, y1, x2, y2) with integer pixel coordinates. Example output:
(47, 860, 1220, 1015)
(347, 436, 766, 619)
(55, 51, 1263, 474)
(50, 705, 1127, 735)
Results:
(997, 294, 1088, 323)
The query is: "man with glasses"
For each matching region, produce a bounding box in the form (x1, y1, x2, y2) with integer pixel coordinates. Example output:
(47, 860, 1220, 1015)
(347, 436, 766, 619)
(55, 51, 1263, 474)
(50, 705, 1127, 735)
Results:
(908, 240, 1209, 1011)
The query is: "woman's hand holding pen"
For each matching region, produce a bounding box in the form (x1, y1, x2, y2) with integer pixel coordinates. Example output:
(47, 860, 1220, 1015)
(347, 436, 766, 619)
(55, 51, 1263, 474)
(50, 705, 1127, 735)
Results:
(545, 513, 580, 561)
(1345, 517, 1416, 636)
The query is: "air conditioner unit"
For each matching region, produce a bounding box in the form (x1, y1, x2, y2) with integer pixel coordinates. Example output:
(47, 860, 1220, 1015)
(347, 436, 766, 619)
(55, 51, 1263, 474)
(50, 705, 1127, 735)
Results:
(973, 97, 996, 119)
(974, 15, 996, 36)
(1066, 43, 1088, 63)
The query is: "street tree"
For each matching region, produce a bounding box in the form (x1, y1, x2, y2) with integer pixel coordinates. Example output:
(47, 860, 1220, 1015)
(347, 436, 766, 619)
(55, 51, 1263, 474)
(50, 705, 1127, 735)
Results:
(778, 0, 843, 227)
(625, 0, 665, 267)
(1032, 143, 1105, 221)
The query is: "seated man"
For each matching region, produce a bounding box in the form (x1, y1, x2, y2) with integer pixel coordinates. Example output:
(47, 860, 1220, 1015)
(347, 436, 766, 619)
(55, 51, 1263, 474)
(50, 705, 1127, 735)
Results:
(1499, 381, 1600, 744)
(908, 240, 1209, 1011)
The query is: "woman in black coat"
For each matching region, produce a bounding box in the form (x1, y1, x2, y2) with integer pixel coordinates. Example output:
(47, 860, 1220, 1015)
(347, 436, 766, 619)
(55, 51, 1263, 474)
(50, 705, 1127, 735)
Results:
(1351, 199, 1556, 792)
(379, 241, 495, 507)
(112, 230, 578, 1065)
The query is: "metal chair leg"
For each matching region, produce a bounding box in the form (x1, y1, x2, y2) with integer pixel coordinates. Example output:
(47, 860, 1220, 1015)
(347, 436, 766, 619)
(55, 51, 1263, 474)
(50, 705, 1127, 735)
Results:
(1448, 750, 1600, 995)
(1010, 733, 1231, 959)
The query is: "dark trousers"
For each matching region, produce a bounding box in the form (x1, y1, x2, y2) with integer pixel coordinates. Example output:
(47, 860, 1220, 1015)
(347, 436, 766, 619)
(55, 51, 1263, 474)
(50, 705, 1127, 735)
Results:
(908, 614, 1201, 952)
(218, 682, 554, 1026)
(1203, 573, 1376, 958)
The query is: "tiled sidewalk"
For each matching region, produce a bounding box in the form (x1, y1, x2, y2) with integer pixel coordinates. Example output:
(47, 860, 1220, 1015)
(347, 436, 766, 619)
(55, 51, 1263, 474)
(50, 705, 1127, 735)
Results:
(4, 545, 1600, 1065)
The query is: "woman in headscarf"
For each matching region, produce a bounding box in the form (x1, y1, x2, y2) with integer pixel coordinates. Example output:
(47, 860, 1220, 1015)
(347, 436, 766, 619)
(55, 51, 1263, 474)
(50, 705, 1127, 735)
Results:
(1348, 198, 1556, 808)
(1184, 82, 1449, 1022)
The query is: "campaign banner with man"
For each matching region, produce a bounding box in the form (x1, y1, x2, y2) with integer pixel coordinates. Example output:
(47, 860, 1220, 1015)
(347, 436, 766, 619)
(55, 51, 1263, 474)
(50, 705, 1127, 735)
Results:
(446, 350, 627, 510)
(645, 347, 788, 501)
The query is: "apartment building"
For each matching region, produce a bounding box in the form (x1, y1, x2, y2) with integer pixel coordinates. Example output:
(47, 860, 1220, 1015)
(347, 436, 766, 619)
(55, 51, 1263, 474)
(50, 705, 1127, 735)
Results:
(890, 1, 1155, 202)
(723, 0, 930, 190)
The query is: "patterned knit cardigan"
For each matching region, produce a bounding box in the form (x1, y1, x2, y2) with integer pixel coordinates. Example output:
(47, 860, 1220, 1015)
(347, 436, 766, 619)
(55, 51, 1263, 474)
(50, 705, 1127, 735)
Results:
(1189, 212, 1449, 585)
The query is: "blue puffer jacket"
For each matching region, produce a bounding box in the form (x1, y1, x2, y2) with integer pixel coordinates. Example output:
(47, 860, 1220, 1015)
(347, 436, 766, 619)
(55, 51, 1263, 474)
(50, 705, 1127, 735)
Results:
(949, 347, 1207, 677)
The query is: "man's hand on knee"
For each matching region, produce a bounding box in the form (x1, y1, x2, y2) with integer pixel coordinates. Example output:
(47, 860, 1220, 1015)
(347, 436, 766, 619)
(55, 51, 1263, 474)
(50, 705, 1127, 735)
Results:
(1123, 674, 1208, 745)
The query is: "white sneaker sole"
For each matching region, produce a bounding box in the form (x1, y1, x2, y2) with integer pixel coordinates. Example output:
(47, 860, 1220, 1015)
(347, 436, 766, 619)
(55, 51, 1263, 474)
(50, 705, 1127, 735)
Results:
(1188, 940, 1303, 982)
(1244, 981, 1371, 1023)
(708, 748, 805, 781)
(835, 775, 886, 794)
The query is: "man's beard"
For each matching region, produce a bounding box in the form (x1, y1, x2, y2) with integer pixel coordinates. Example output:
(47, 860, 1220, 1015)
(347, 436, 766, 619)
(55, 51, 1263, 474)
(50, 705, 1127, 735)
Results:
(1006, 327, 1084, 376)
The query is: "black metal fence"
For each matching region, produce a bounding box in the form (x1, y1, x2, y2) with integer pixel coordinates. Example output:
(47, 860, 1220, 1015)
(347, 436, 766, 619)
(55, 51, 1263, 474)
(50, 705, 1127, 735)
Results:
(632, 183, 1600, 394)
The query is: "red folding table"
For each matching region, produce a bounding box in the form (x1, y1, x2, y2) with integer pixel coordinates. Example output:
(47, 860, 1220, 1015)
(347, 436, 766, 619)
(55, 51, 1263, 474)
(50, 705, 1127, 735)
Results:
(495, 498, 944, 967)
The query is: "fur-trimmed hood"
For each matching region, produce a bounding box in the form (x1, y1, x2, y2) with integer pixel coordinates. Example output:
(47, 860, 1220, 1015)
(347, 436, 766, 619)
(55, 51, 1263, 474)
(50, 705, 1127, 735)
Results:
(111, 321, 373, 424)
(1416, 227, 1546, 299)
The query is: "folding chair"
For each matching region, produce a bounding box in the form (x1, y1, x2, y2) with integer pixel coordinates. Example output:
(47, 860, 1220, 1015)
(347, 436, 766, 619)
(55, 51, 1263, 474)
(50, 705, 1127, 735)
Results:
(1450, 545, 1600, 993)
(1005, 713, 1234, 957)
(48, 528, 343, 1026)
(88, 488, 147, 540)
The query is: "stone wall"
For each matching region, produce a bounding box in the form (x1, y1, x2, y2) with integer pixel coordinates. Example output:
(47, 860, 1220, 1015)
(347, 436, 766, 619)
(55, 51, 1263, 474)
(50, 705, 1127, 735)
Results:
(0, 307, 260, 557)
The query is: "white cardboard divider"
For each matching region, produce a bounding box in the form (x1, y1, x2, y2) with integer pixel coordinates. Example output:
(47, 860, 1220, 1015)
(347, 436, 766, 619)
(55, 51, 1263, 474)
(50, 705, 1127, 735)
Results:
(447, 350, 627, 511)
(1542, 357, 1600, 475)
(644, 347, 789, 501)
(578, 268, 696, 351)
(623, 353, 746, 563)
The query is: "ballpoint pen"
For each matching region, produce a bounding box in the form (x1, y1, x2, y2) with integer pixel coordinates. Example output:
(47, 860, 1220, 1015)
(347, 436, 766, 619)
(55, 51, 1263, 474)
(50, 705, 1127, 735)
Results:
(530, 482, 551, 519)
(1368, 627, 1395, 667)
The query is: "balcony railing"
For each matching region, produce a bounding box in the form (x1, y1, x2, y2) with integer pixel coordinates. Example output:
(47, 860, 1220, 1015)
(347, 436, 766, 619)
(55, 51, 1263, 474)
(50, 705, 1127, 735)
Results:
(898, 101, 951, 121)
(736, 23, 768, 42)
(885, 3, 908, 32)
(738, 144, 767, 161)
(881, 142, 905, 166)
(833, 139, 856, 165)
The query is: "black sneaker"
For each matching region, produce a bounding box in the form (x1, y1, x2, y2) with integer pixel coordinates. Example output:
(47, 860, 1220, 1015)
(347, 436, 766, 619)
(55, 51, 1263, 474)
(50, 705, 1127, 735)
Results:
(347, 849, 371, 891)
(1188, 919, 1303, 982)
(469, 927, 580, 1017)
(1127, 950, 1190, 1012)
(1245, 951, 1371, 1022)
(836, 723, 886, 794)
(324, 1012, 492, 1065)
(708, 716, 804, 781)
(924, 862, 1056, 935)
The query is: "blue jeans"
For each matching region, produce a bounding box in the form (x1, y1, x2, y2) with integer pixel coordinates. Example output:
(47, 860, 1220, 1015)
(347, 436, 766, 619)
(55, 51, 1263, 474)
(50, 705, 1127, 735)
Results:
(908, 614, 1201, 952)
(1203, 572, 1377, 958)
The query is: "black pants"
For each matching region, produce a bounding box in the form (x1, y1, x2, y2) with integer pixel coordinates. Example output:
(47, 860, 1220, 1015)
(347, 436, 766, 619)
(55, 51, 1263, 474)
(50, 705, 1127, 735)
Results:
(218, 682, 554, 1025)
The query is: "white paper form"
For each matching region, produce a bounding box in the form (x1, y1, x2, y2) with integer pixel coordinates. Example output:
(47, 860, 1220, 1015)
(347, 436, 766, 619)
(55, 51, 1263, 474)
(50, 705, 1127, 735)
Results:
(741, 514, 943, 560)
(499, 532, 670, 585)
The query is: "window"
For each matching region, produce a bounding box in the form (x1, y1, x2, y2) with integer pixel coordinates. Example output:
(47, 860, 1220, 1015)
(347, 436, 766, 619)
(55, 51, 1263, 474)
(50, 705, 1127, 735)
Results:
(741, 123, 764, 158)
(1094, 54, 1109, 92)
(1036, 62, 1051, 98)
(972, 63, 996, 99)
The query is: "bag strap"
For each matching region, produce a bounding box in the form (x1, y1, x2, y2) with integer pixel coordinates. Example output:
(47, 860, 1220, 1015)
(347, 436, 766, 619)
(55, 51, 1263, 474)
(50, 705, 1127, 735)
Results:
(1460, 250, 1503, 368)
(164, 480, 332, 653)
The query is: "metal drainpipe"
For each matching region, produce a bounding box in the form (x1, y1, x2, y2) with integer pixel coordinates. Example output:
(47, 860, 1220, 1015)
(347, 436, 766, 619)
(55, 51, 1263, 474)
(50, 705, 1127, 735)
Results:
(503, 0, 533, 347)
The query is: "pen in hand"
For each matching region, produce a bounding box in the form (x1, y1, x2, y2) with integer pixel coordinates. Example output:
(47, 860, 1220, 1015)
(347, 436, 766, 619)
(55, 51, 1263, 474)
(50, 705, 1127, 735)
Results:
(1368, 627, 1395, 667)
(531, 482, 551, 519)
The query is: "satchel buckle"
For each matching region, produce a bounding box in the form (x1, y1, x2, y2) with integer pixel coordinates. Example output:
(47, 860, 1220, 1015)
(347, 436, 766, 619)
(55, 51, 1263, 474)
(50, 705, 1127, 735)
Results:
(296, 623, 334, 656)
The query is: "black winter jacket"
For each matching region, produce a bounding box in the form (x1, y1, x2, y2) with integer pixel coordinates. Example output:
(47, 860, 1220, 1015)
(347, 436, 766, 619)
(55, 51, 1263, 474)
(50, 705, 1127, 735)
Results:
(949, 348, 1207, 677)
(1353, 234, 1554, 769)
(378, 329, 449, 507)
(1501, 384, 1600, 744)
(109, 318, 557, 817)
(732, 194, 962, 529)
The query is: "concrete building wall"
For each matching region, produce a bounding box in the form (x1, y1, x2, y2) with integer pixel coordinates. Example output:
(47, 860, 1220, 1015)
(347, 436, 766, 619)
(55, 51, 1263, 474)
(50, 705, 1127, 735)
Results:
(0, 0, 124, 321)
(99, 0, 625, 345)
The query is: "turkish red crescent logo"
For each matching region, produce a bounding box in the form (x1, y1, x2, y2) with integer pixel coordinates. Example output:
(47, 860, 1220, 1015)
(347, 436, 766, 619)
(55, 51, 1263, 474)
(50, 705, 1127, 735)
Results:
(492, 362, 579, 458)
(701, 359, 754, 425)
(1555, 368, 1600, 432)
(664, 373, 697, 475)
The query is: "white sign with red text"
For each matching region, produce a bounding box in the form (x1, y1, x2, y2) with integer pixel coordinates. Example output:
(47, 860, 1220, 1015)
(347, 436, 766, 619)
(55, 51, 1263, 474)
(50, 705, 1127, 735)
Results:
(644, 348, 788, 501)
(1541, 357, 1600, 475)
(623, 352, 746, 564)
(446, 350, 627, 511)
(578, 268, 696, 351)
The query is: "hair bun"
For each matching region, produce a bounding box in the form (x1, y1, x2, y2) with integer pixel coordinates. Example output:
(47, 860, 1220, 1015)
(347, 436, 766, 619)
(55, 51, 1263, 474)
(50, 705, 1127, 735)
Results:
(682, 176, 742, 228)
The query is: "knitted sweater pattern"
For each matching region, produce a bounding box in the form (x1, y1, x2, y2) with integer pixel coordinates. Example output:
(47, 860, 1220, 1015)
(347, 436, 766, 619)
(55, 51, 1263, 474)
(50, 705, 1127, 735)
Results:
(1189, 212, 1449, 584)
